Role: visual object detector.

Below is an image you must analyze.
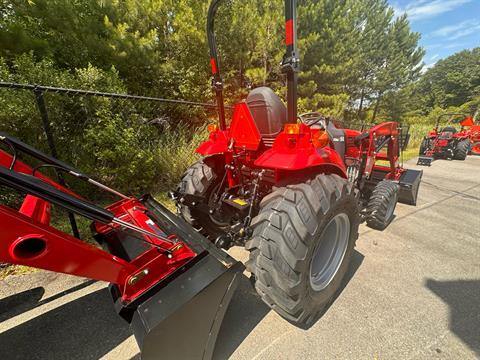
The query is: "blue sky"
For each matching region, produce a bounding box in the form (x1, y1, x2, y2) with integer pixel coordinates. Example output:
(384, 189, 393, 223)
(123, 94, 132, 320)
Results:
(389, 0, 480, 69)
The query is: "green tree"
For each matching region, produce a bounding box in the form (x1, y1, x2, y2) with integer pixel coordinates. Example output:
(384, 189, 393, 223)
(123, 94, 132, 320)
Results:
(416, 48, 480, 111)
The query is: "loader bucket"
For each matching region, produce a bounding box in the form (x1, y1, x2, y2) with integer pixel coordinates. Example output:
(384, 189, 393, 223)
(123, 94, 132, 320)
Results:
(110, 196, 244, 360)
(417, 156, 433, 166)
(397, 169, 423, 205)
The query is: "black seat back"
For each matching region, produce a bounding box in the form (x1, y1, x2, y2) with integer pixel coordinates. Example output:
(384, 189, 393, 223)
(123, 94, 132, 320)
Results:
(246, 87, 287, 145)
(439, 126, 457, 139)
(326, 121, 346, 159)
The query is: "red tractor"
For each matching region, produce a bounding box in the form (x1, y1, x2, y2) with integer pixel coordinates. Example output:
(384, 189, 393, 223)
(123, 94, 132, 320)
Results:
(174, 0, 422, 327)
(0, 1, 422, 358)
(462, 116, 480, 155)
(418, 113, 472, 166)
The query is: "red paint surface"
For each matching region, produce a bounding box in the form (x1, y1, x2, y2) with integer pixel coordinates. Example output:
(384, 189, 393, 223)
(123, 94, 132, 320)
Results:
(210, 58, 218, 74)
(0, 149, 197, 304)
(285, 19, 294, 45)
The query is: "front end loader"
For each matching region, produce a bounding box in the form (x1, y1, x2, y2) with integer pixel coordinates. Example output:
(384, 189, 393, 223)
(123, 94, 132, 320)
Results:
(0, 132, 244, 359)
(174, 0, 422, 328)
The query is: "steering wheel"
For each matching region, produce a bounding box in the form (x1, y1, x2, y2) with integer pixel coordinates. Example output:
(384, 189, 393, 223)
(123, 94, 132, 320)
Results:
(298, 112, 328, 129)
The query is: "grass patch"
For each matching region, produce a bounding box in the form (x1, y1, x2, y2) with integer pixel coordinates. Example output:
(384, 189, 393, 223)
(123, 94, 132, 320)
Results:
(154, 124, 204, 193)
(154, 192, 176, 212)
(0, 264, 38, 280)
(401, 147, 420, 162)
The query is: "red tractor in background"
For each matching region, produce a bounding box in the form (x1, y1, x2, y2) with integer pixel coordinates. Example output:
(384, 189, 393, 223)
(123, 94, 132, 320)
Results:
(174, 0, 422, 327)
(462, 116, 480, 155)
(418, 113, 472, 166)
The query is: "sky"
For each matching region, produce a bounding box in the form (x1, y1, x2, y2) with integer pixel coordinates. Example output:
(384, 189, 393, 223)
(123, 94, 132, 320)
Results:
(389, 0, 480, 69)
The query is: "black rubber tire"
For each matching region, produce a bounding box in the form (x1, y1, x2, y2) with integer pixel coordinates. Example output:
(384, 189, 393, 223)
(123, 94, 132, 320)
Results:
(245, 174, 359, 327)
(454, 139, 469, 160)
(176, 158, 225, 238)
(419, 138, 429, 155)
(365, 180, 399, 230)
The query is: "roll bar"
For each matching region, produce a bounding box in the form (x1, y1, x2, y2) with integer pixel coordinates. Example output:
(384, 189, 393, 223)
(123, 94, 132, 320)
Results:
(434, 113, 467, 131)
(207, 0, 299, 130)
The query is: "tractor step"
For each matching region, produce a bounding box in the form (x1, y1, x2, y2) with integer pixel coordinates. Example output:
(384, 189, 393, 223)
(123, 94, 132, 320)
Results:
(397, 169, 423, 206)
(417, 156, 433, 166)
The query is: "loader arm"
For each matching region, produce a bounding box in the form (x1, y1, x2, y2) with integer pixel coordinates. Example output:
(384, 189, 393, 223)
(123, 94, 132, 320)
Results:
(434, 113, 467, 132)
(0, 134, 244, 359)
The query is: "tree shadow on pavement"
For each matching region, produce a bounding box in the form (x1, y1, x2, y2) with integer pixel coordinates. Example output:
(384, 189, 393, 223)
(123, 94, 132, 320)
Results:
(426, 279, 480, 356)
(0, 288, 131, 360)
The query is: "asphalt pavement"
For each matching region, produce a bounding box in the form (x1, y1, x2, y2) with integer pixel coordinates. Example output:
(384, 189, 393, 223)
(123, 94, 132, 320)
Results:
(1, 156, 479, 359)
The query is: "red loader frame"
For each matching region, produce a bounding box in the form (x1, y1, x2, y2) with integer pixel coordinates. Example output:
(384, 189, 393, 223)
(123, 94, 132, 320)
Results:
(0, 132, 243, 359)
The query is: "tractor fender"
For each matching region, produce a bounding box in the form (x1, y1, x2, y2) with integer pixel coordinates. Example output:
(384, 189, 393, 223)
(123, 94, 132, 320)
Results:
(196, 129, 229, 156)
(254, 135, 347, 178)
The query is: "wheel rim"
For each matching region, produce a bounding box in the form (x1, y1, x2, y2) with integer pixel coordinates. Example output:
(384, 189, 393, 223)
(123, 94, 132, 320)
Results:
(309, 213, 350, 291)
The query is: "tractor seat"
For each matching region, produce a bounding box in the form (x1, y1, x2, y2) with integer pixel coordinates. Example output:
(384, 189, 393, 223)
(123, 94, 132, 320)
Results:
(246, 87, 288, 146)
(300, 113, 346, 159)
(440, 126, 457, 134)
(439, 126, 457, 139)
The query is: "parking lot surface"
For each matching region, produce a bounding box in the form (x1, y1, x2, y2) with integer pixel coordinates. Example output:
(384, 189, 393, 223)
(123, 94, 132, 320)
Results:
(1, 157, 479, 359)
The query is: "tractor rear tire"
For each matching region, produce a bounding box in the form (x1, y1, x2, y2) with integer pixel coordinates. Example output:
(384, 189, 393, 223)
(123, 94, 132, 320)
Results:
(419, 138, 429, 155)
(454, 140, 469, 160)
(365, 180, 399, 230)
(245, 174, 359, 327)
(176, 158, 225, 238)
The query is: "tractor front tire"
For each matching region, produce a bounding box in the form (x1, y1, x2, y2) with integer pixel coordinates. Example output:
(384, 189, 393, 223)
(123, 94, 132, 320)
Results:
(365, 180, 399, 230)
(454, 140, 469, 160)
(246, 174, 359, 327)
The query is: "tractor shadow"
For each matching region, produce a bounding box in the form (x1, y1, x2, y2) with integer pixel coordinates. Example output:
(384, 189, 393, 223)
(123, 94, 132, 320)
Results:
(213, 274, 270, 360)
(0, 287, 132, 360)
(213, 250, 364, 359)
(425, 278, 480, 356)
(0, 252, 364, 360)
(0, 280, 95, 323)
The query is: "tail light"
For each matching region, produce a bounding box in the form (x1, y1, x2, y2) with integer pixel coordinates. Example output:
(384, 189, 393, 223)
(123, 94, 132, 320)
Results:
(312, 130, 329, 148)
(284, 123, 301, 135)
